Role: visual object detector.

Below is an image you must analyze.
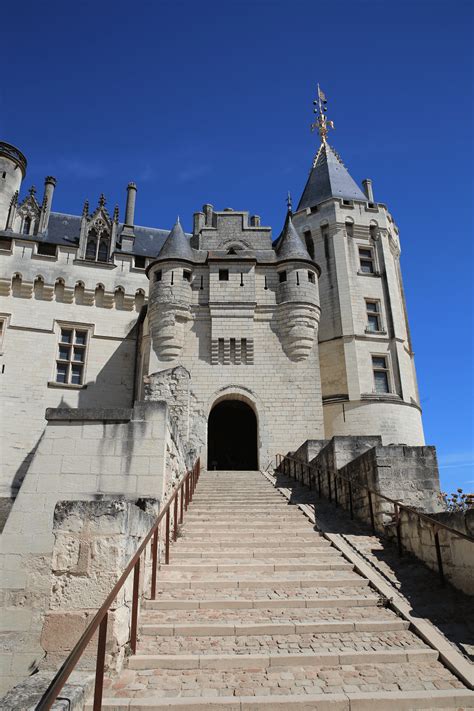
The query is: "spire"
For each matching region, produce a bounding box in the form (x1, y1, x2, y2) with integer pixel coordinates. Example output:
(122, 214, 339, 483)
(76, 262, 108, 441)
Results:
(275, 211, 312, 262)
(297, 85, 366, 211)
(157, 218, 194, 261)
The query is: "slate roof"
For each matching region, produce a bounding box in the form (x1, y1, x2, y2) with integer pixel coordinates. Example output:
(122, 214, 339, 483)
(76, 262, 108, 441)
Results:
(297, 141, 366, 211)
(156, 219, 195, 261)
(2, 212, 189, 258)
(274, 213, 312, 262)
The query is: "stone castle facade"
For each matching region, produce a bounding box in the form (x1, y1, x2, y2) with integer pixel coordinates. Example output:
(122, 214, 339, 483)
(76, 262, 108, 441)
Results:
(0, 108, 440, 696)
(0, 127, 424, 497)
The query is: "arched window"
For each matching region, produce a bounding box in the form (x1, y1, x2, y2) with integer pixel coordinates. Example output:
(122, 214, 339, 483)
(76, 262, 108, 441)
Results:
(85, 228, 97, 260)
(23, 216, 31, 235)
(97, 237, 109, 262)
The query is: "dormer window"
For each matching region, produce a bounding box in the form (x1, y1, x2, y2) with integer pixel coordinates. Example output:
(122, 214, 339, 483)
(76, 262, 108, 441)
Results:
(97, 237, 109, 262)
(85, 227, 110, 263)
(22, 217, 32, 235)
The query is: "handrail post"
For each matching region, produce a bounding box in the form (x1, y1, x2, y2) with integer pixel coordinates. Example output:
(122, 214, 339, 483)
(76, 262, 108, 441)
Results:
(394, 503, 402, 556)
(173, 492, 179, 541)
(368, 490, 375, 532)
(327, 472, 332, 502)
(434, 528, 445, 586)
(348, 481, 353, 519)
(150, 528, 158, 600)
(179, 481, 184, 524)
(185, 474, 189, 511)
(334, 475, 338, 507)
(93, 612, 108, 711)
(165, 508, 170, 564)
(130, 558, 140, 654)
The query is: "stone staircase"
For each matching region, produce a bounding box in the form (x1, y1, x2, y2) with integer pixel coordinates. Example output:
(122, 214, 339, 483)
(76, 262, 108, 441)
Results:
(97, 471, 474, 709)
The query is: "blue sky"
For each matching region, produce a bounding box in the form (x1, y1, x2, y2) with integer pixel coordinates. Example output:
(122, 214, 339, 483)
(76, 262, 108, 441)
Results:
(2, 0, 473, 491)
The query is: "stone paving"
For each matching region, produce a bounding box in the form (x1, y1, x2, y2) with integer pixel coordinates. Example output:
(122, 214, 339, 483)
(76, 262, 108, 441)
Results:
(98, 471, 474, 709)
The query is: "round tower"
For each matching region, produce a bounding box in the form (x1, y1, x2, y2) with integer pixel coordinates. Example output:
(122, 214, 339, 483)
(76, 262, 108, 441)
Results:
(0, 142, 27, 230)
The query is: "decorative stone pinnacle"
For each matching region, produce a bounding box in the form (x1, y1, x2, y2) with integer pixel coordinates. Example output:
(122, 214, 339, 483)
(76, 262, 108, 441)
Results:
(10, 190, 18, 206)
(113, 205, 119, 222)
(28, 185, 37, 197)
(82, 199, 89, 216)
(310, 83, 335, 143)
(99, 193, 106, 207)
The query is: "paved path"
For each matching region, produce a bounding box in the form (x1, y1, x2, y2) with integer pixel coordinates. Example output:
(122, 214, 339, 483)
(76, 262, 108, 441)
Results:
(96, 470, 474, 710)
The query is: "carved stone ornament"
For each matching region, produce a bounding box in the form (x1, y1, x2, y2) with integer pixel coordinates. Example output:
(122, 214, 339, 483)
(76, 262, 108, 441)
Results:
(277, 303, 320, 362)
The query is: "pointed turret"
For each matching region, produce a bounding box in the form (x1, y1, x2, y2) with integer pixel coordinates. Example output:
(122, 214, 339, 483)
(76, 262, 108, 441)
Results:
(157, 218, 194, 261)
(275, 213, 312, 261)
(297, 141, 366, 211)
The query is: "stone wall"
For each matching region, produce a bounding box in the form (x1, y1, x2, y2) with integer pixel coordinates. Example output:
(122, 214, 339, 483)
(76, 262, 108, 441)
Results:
(0, 399, 187, 696)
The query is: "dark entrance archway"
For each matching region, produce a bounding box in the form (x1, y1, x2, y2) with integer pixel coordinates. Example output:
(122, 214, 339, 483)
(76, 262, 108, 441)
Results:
(207, 399, 258, 470)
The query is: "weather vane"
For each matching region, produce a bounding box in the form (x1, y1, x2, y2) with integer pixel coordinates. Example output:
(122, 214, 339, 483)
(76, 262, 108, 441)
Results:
(311, 84, 335, 142)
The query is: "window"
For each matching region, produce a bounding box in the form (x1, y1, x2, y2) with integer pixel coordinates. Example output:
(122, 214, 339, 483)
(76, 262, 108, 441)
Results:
(1, 171, 6, 179)
(85, 237, 97, 260)
(359, 247, 375, 274)
(55, 327, 89, 386)
(278, 271, 287, 283)
(308, 271, 315, 284)
(22, 217, 32, 235)
(0, 316, 6, 353)
(37, 242, 57, 257)
(366, 300, 382, 332)
(97, 238, 109, 262)
(155, 270, 162, 282)
(345, 221, 354, 238)
(134, 255, 146, 269)
(303, 231, 315, 259)
(372, 355, 390, 394)
(85, 228, 109, 262)
(183, 269, 191, 282)
(219, 269, 229, 281)
(0, 238, 12, 251)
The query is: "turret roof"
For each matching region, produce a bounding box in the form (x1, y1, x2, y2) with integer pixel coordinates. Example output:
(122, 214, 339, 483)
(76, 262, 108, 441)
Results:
(157, 218, 195, 261)
(275, 213, 312, 261)
(297, 141, 366, 211)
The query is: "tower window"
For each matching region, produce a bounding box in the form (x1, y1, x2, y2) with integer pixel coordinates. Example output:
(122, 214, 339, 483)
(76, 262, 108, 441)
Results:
(219, 269, 229, 281)
(1, 172, 6, 179)
(308, 271, 315, 284)
(183, 269, 191, 282)
(366, 300, 382, 332)
(303, 230, 315, 259)
(55, 327, 89, 386)
(155, 270, 162, 282)
(372, 355, 390, 394)
(278, 271, 287, 283)
(359, 247, 375, 274)
(134, 255, 146, 269)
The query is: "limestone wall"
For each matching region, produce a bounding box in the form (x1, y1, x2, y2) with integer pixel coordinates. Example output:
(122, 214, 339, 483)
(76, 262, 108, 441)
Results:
(0, 400, 186, 696)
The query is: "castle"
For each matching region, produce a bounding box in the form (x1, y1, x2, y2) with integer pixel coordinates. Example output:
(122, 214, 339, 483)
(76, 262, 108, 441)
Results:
(0, 95, 443, 698)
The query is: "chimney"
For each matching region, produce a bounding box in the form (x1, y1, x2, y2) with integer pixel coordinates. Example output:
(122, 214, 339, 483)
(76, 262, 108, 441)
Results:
(250, 215, 261, 227)
(193, 211, 205, 237)
(362, 179, 374, 202)
(125, 182, 137, 227)
(203, 203, 213, 226)
(39, 176, 57, 232)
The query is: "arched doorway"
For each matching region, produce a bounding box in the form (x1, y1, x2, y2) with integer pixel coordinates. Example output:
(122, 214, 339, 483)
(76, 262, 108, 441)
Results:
(207, 399, 258, 470)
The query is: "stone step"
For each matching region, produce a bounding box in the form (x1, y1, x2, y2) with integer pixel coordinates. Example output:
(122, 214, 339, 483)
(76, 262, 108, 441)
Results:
(181, 523, 314, 532)
(172, 539, 332, 551)
(92, 688, 474, 710)
(156, 568, 360, 582)
(178, 532, 322, 542)
(185, 511, 300, 519)
(171, 548, 340, 559)
(159, 561, 352, 573)
(155, 574, 369, 591)
(129, 648, 437, 670)
(140, 618, 408, 637)
(96, 664, 472, 709)
(143, 594, 379, 611)
(140, 605, 397, 626)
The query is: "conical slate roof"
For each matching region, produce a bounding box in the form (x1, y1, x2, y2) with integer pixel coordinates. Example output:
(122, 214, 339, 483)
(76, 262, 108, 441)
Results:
(157, 218, 194, 261)
(275, 213, 312, 261)
(297, 141, 366, 211)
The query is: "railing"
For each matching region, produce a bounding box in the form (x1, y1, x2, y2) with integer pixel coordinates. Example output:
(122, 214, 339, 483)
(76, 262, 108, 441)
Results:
(275, 453, 474, 586)
(36, 458, 201, 711)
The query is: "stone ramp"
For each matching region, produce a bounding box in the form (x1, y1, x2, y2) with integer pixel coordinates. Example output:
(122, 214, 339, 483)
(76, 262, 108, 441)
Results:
(96, 470, 474, 710)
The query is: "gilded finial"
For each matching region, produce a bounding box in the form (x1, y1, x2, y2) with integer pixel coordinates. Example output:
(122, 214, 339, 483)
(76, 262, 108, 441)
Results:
(311, 84, 335, 143)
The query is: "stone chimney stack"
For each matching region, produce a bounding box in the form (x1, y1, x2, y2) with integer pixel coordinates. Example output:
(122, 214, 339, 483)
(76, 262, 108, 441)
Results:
(362, 179, 374, 202)
(39, 176, 57, 232)
(125, 182, 137, 227)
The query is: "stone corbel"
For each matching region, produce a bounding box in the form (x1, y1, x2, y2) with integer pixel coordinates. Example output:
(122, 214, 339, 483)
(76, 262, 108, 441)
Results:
(0, 278, 11, 296)
(42, 283, 55, 301)
(102, 291, 115, 309)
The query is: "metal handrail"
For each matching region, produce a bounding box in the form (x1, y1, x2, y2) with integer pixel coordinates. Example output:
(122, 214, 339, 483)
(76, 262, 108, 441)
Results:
(275, 453, 473, 585)
(36, 458, 201, 711)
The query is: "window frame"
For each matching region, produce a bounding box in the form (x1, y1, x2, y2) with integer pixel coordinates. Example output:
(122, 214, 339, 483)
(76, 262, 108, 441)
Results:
(218, 269, 229, 282)
(0, 314, 10, 355)
(278, 270, 287, 283)
(358, 245, 377, 275)
(365, 299, 383, 333)
(371, 354, 392, 394)
(36, 242, 57, 258)
(50, 322, 92, 388)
